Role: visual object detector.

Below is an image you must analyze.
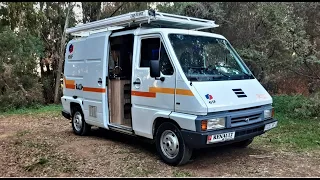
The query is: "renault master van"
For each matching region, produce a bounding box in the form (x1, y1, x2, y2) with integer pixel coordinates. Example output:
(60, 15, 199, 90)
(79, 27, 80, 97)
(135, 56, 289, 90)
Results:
(61, 10, 278, 166)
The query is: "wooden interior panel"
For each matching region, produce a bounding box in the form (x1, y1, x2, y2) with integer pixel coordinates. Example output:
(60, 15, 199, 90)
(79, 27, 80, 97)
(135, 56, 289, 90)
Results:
(109, 79, 131, 127)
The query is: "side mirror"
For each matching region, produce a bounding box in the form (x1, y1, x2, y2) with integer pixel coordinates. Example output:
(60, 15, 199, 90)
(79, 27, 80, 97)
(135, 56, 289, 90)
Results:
(150, 60, 160, 78)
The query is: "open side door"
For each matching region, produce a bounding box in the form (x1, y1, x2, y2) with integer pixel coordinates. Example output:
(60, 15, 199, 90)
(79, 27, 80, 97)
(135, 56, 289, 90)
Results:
(82, 31, 111, 128)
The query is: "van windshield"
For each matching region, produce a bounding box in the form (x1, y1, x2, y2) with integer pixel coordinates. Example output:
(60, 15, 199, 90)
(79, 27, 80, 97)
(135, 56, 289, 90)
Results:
(168, 34, 254, 81)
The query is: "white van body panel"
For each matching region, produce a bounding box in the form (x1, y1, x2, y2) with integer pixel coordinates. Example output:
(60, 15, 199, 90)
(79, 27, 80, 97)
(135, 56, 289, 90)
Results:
(169, 112, 197, 131)
(192, 79, 272, 112)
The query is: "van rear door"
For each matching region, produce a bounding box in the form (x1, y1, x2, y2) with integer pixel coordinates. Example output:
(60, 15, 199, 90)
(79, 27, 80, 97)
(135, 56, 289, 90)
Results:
(82, 32, 111, 128)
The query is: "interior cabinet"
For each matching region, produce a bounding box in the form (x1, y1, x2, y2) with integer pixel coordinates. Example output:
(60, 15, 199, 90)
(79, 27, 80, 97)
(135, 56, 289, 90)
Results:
(109, 78, 131, 127)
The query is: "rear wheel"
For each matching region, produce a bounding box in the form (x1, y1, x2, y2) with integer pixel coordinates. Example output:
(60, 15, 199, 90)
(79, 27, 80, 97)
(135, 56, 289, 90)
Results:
(155, 122, 193, 166)
(232, 138, 254, 148)
(71, 107, 91, 136)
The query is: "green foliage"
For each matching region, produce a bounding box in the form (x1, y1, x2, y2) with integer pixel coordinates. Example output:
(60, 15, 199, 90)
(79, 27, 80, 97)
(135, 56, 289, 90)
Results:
(156, 2, 194, 15)
(0, 27, 44, 112)
(0, 2, 78, 111)
(252, 95, 320, 151)
(0, 104, 61, 115)
(273, 93, 320, 119)
(82, 2, 102, 23)
(255, 112, 320, 151)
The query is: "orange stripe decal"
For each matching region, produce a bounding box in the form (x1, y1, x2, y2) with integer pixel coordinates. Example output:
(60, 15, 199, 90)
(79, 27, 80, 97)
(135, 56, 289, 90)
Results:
(64, 78, 75, 89)
(65, 79, 75, 85)
(149, 87, 175, 94)
(65, 84, 75, 89)
(176, 89, 194, 96)
(132, 91, 156, 98)
(63, 78, 193, 96)
(83, 87, 106, 93)
(132, 87, 193, 97)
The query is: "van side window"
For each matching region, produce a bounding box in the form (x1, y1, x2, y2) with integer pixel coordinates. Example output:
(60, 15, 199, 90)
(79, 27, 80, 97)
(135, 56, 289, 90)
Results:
(159, 43, 174, 75)
(140, 37, 174, 75)
(140, 38, 160, 68)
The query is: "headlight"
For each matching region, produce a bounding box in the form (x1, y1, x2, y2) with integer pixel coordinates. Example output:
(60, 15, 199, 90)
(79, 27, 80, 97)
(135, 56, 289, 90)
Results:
(264, 108, 274, 119)
(201, 118, 226, 131)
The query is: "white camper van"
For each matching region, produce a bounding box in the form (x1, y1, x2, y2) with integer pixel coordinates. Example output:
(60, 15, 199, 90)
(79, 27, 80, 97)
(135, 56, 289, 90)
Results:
(61, 10, 278, 166)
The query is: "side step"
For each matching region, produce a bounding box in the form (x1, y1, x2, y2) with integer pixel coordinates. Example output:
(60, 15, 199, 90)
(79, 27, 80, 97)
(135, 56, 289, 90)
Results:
(108, 124, 134, 135)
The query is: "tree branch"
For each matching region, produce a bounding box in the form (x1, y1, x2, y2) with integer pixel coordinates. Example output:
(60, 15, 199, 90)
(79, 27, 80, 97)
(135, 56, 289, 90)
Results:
(1, 75, 10, 90)
(109, 2, 126, 18)
(287, 68, 319, 80)
(291, 33, 320, 80)
(54, 2, 71, 103)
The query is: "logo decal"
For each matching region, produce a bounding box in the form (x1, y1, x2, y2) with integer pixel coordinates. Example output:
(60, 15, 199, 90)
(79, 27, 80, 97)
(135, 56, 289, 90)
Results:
(76, 83, 83, 90)
(69, 44, 74, 53)
(205, 94, 213, 100)
(68, 44, 74, 59)
(205, 94, 215, 104)
(245, 118, 250, 122)
(256, 94, 268, 99)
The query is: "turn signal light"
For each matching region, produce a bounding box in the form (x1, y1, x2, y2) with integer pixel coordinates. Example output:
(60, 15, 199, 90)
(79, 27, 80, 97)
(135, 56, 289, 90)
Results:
(201, 120, 207, 131)
(272, 108, 275, 118)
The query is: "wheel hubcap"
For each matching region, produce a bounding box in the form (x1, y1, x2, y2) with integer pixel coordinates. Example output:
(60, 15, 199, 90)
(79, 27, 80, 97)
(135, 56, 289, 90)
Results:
(73, 112, 82, 132)
(160, 130, 179, 159)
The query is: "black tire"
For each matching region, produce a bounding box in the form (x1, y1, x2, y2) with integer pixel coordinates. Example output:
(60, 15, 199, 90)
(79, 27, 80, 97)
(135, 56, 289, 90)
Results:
(155, 122, 193, 166)
(232, 138, 254, 148)
(71, 107, 91, 136)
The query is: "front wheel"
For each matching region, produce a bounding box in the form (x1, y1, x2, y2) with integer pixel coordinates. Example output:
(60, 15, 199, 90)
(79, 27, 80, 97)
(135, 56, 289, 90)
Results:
(71, 107, 91, 136)
(155, 122, 193, 166)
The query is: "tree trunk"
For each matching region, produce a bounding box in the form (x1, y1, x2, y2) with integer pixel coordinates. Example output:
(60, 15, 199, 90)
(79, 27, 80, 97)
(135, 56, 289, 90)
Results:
(53, 2, 71, 104)
(97, 2, 102, 20)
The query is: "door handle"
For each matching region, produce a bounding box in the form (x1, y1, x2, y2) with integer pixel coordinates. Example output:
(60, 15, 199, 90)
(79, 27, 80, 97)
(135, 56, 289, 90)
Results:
(98, 78, 102, 86)
(133, 78, 141, 89)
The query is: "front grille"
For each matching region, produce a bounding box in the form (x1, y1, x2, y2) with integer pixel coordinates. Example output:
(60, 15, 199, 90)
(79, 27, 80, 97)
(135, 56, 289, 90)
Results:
(231, 113, 261, 124)
(235, 126, 264, 137)
(228, 106, 261, 112)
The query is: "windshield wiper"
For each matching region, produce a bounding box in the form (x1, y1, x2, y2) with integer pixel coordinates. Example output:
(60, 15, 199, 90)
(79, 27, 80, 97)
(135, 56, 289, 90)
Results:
(217, 71, 231, 79)
(242, 72, 253, 79)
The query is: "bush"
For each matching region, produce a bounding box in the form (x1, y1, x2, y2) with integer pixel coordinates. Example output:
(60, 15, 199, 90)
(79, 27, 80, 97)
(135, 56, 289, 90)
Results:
(0, 27, 45, 112)
(0, 84, 44, 112)
(273, 92, 320, 119)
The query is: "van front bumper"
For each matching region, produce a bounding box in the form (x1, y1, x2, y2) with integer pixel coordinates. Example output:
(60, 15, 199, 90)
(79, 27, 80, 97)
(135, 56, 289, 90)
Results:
(181, 118, 277, 149)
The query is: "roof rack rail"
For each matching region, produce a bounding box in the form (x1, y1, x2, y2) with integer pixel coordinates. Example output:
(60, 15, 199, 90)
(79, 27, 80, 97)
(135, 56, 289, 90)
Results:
(66, 9, 219, 36)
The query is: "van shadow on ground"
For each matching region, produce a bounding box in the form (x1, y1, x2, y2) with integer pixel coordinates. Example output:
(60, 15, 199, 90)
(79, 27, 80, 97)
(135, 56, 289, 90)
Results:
(84, 127, 269, 165)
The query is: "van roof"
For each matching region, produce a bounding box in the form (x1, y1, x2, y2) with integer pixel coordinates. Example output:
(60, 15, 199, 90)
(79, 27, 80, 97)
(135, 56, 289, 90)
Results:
(70, 27, 227, 42)
(136, 28, 226, 40)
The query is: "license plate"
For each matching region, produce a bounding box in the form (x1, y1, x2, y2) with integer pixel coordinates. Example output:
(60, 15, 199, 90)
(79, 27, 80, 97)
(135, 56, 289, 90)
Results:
(207, 132, 235, 144)
(264, 121, 278, 131)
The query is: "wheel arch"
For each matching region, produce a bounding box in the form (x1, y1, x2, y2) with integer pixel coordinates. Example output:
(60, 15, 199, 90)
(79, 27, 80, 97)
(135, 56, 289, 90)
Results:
(152, 112, 197, 138)
(152, 117, 181, 138)
(69, 99, 84, 115)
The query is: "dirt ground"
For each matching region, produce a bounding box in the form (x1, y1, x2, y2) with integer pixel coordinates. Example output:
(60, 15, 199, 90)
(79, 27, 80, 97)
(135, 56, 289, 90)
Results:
(0, 112, 320, 177)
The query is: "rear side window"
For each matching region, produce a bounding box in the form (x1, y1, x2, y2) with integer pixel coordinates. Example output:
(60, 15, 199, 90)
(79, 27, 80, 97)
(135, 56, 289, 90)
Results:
(140, 37, 174, 75)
